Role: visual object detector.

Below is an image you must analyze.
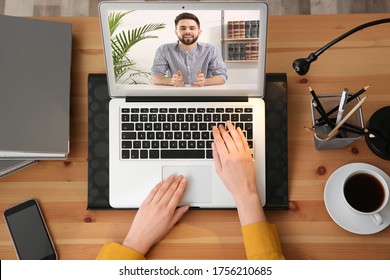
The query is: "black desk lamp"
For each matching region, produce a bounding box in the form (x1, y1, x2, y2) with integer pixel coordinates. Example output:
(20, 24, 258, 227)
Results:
(292, 18, 390, 160)
(292, 18, 390, 76)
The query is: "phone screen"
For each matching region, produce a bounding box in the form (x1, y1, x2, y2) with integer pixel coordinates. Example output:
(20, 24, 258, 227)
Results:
(4, 199, 57, 260)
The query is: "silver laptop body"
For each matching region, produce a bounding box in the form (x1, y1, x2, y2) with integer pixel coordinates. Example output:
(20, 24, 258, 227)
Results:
(98, 1, 268, 208)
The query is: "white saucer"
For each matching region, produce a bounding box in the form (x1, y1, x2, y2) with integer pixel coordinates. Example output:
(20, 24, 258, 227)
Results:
(324, 163, 390, 234)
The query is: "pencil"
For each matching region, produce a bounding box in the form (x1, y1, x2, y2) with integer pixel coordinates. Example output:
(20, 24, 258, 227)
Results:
(346, 85, 370, 103)
(317, 85, 369, 123)
(312, 101, 334, 128)
(326, 96, 367, 140)
(308, 85, 326, 114)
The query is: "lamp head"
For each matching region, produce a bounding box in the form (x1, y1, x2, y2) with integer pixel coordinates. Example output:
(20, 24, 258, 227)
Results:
(292, 53, 318, 76)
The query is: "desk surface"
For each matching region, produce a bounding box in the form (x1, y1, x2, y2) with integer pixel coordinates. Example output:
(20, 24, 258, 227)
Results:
(1, 14, 390, 260)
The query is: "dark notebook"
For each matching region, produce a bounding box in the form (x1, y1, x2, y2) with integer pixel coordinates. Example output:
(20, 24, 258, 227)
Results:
(88, 73, 288, 210)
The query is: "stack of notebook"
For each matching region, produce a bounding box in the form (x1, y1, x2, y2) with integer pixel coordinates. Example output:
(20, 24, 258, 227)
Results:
(0, 15, 72, 178)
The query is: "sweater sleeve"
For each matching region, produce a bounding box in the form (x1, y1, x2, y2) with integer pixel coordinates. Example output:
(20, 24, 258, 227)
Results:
(241, 222, 285, 260)
(96, 242, 145, 260)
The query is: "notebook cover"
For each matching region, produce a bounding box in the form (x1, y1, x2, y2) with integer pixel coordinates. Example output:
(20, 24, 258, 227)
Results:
(0, 15, 71, 159)
(0, 160, 38, 179)
(87, 73, 288, 210)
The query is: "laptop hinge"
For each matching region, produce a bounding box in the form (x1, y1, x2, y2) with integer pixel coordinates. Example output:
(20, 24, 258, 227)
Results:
(125, 96, 249, 103)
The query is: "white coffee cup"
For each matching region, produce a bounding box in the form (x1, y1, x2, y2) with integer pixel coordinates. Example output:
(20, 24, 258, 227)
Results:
(343, 169, 389, 225)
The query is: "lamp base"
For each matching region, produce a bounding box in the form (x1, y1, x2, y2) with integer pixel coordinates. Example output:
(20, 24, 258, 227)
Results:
(365, 106, 390, 160)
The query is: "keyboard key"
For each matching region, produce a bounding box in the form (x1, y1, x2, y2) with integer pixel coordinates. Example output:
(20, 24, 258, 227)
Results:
(231, 114, 239, 121)
(122, 132, 136, 139)
(122, 150, 130, 159)
(179, 141, 187, 148)
(154, 123, 162, 131)
(213, 114, 221, 121)
(122, 123, 134, 130)
(180, 123, 189, 130)
(135, 123, 143, 130)
(174, 132, 182, 139)
(131, 114, 138, 122)
(152, 141, 159, 148)
(197, 141, 205, 148)
(140, 114, 148, 122)
(122, 141, 132, 148)
(163, 123, 171, 131)
(161, 150, 205, 159)
(156, 132, 164, 139)
(170, 141, 178, 148)
(161, 141, 168, 148)
(138, 132, 146, 140)
(140, 150, 148, 159)
(149, 114, 157, 122)
(131, 150, 139, 159)
(133, 141, 141, 148)
(142, 141, 150, 149)
(201, 132, 210, 139)
(147, 132, 155, 139)
(240, 114, 253, 121)
(145, 123, 153, 131)
(150, 150, 159, 159)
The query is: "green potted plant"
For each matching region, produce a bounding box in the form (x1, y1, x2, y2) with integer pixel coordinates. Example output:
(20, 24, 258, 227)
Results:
(109, 11, 166, 84)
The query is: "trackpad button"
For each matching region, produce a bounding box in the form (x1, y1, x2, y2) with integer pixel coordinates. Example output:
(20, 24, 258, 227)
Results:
(162, 166, 212, 203)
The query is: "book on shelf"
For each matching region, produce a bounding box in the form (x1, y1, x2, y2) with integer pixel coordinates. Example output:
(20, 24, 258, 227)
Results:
(0, 15, 72, 160)
(227, 42, 259, 61)
(227, 20, 259, 39)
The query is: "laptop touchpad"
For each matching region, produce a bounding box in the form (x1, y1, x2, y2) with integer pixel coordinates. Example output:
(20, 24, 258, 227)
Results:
(162, 166, 212, 204)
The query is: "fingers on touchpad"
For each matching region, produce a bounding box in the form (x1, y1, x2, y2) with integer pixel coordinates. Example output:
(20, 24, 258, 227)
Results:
(162, 166, 212, 203)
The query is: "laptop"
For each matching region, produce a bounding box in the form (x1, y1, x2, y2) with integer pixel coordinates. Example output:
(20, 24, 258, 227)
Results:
(98, 1, 268, 208)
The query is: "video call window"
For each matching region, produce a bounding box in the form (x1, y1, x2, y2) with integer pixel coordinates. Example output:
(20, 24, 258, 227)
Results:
(108, 9, 262, 87)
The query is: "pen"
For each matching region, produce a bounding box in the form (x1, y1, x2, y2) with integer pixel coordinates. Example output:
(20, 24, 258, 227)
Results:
(326, 96, 367, 140)
(317, 85, 369, 123)
(335, 88, 348, 124)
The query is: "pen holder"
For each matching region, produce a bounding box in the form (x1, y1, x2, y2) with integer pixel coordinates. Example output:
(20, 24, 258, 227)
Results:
(311, 94, 364, 150)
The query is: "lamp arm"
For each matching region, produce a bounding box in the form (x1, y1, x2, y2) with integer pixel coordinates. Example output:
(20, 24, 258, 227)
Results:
(314, 18, 390, 58)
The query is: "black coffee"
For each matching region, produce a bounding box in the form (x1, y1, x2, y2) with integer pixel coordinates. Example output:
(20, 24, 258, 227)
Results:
(344, 173, 385, 213)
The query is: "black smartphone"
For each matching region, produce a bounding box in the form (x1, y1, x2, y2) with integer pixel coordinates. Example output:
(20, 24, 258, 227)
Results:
(3, 199, 58, 260)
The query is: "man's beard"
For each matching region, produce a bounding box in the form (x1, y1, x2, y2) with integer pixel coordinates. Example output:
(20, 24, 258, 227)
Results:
(179, 35, 199, 45)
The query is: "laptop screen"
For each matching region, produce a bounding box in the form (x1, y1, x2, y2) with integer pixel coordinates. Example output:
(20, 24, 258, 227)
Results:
(99, 2, 268, 97)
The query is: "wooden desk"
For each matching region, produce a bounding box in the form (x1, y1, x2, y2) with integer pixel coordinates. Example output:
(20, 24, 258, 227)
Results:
(1, 14, 390, 260)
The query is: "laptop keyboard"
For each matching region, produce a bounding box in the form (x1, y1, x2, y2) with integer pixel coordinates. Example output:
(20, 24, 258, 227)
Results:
(120, 106, 254, 159)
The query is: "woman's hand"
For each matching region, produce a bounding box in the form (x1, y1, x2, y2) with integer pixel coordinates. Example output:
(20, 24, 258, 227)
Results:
(122, 175, 189, 255)
(212, 121, 266, 225)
